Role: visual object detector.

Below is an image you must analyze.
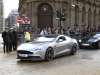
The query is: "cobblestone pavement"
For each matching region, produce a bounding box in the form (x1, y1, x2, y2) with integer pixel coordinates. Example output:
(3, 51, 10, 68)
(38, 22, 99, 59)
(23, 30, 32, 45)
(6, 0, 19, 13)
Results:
(0, 47, 100, 75)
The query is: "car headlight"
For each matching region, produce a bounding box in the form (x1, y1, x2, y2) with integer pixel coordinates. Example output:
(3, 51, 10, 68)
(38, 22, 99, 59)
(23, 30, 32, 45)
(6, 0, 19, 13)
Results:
(93, 39, 98, 42)
(79, 40, 81, 42)
(32, 47, 43, 51)
(90, 38, 98, 42)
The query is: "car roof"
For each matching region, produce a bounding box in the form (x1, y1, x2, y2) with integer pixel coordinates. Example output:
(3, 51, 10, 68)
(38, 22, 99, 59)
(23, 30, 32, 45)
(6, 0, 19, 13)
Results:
(89, 32, 100, 34)
(86, 32, 100, 37)
(34, 34, 67, 38)
(34, 34, 59, 38)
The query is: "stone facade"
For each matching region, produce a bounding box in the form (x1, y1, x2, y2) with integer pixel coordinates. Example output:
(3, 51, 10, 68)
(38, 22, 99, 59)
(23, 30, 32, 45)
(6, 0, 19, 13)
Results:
(6, 9, 19, 28)
(0, 0, 4, 33)
(18, 0, 100, 30)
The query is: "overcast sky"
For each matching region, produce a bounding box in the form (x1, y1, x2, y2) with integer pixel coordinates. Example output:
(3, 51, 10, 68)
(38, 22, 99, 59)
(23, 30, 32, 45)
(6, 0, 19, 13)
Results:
(4, 0, 19, 18)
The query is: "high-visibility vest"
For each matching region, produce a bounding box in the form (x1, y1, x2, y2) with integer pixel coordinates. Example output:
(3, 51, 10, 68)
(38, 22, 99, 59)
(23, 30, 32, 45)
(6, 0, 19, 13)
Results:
(25, 32, 31, 41)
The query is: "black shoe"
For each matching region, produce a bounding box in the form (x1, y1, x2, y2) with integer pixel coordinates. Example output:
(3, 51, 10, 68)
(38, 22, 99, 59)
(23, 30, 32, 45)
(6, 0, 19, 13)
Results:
(6, 51, 9, 53)
(9, 50, 12, 52)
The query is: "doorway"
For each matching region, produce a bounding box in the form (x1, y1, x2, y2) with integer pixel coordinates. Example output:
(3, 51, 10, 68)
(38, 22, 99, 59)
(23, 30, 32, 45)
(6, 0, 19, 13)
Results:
(38, 3, 53, 30)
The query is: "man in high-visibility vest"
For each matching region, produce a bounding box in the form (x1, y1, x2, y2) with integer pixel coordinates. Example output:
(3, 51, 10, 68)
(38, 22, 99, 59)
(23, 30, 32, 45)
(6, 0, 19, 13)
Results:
(25, 30, 31, 43)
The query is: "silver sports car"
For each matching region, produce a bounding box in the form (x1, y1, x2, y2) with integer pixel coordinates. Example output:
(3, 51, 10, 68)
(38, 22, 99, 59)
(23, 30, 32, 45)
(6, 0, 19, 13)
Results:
(17, 34, 78, 61)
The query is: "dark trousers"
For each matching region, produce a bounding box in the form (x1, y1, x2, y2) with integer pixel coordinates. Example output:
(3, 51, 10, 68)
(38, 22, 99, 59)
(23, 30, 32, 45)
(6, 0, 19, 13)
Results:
(12, 41, 18, 51)
(26, 41, 30, 43)
(3, 41, 9, 53)
(9, 41, 12, 52)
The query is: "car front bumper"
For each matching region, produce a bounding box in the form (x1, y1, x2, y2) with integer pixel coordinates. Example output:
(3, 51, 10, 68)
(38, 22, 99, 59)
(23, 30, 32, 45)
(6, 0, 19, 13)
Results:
(17, 50, 45, 60)
(79, 42, 97, 48)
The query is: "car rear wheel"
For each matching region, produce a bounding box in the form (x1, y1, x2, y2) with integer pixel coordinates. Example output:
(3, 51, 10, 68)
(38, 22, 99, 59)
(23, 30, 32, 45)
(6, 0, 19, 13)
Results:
(70, 44, 77, 55)
(45, 48, 54, 61)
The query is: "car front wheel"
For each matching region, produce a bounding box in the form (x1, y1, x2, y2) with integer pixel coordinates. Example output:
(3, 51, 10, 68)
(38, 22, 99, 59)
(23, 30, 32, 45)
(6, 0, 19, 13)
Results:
(70, 44, 77, 55)
(45, 48, 54, 61)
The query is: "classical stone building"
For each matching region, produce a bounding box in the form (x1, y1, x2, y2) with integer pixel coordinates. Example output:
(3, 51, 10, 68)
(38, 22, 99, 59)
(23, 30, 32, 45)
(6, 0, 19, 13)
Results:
(0, 0, 4, 33)
(6, 9, 19, 28)
(18, 0, 100, 30)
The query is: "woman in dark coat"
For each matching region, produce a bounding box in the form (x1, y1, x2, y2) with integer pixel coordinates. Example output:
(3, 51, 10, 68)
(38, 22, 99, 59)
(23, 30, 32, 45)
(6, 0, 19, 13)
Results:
(2, 27, 9, 53)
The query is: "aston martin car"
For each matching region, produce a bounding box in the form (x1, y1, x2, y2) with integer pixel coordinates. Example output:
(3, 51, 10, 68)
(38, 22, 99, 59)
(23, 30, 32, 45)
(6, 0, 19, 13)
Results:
(17, 34, 78, 61)
(78, 32, 100, 49)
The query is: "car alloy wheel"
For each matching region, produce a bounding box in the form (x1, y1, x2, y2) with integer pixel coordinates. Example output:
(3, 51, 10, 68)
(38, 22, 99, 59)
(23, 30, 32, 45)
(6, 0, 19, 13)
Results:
(70, 44, 77, 55)
(45, 48, 54, 61)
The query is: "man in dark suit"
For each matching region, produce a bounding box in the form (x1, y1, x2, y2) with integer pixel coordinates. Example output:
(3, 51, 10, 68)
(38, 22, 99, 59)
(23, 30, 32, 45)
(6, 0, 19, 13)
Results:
(8, 28, 14, 52)
(2, 27, 9, 53)
(12, 28, 18, 51)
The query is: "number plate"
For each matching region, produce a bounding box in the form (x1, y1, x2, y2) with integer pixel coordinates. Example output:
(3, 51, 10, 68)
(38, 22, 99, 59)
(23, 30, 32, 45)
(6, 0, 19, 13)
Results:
(19, 54, 28, 57)
(82, 43, 89, 46)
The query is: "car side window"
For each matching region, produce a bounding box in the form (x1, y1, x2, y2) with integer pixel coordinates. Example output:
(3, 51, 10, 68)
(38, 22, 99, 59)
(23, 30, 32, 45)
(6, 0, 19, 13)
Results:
(62, 36, 66, 41)
(58, 36, 66, 42)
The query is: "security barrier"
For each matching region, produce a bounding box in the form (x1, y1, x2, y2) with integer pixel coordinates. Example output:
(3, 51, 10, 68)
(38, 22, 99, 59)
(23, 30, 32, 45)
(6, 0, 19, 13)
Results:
(18, 34, 36, 44)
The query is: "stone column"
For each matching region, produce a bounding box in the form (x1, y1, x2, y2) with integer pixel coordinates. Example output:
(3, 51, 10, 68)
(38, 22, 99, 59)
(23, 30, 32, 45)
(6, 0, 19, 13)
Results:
(29, 2, 32, 27)
(70, 5, 75, 28)
(78, 7, 82, 28)
(85, 11, 88, 27)
(31, 2, 35, 28)
(96, 14, 98, 28)
(65, 3, 70, 27)
(91, 13, 94, 27)
(52, 2, 57, 28)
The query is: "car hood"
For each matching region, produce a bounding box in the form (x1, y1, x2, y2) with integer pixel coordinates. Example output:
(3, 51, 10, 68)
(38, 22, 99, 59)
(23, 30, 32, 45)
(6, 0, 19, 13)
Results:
(82, 37, 98, 42)
(82, 38, 90, 42)
(17, 42, 49, 51)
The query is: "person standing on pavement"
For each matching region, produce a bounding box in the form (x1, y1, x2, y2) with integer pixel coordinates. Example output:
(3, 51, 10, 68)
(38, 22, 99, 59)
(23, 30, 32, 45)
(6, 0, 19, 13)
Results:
(25, 29, 31, 43)
(12, 28, 18, 51)
(8, 28, 14, 52)
(2, 27, 9, 53)
(40, 28, 48, 35)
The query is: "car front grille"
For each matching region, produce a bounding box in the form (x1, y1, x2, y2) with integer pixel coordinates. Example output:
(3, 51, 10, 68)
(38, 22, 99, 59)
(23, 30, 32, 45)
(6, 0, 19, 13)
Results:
(17, 50, 33, 54)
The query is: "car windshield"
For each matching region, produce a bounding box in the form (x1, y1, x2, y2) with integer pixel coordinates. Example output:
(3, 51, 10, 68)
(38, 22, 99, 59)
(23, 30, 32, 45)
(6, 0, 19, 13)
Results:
(86, 33, 100, 38)
(34, 37, 56, 42)
(93, 34, 100, 38)
(86, 34, 95, 38)
(30, 34, 58, 42)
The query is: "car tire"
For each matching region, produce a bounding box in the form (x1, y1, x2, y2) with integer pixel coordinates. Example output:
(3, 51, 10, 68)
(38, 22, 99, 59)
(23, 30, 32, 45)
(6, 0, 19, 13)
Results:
(97, 41, 100, 49)
(70, 44, 77, 55)
(45, 48, 54, 61)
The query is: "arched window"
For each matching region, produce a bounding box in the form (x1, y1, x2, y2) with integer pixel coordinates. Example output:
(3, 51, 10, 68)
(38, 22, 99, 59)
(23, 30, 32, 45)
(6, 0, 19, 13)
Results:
(38, 3, 53, 14)
(88, 8, 91, 27)
(94, 10, 96, 26)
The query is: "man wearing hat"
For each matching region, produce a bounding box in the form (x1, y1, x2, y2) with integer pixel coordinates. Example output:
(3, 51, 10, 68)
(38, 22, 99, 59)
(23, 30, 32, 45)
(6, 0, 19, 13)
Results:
(2, 27, 9, 53)
(12, 28, 18, 51)
(8, 28, 14, 52)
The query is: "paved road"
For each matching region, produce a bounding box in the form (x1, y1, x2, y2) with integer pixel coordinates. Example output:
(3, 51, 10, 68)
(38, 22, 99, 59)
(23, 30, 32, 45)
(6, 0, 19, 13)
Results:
(0, 34, 100, 75)
(0, 47, 100, 75)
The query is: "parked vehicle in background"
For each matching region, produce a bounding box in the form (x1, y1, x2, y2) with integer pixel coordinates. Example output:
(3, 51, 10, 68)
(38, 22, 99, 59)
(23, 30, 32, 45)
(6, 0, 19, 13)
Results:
(78, 32, 100, 49)
(17, 34, 78, 61)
